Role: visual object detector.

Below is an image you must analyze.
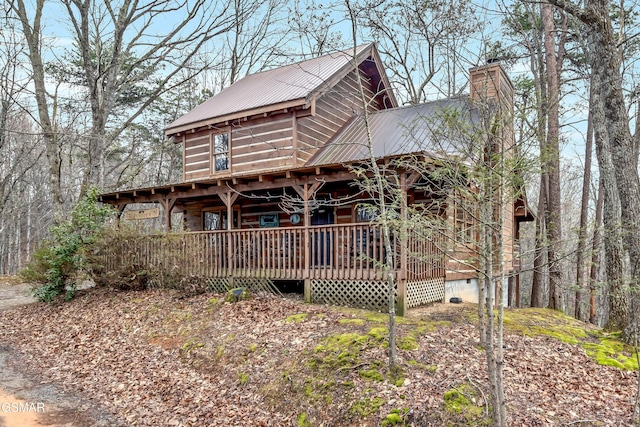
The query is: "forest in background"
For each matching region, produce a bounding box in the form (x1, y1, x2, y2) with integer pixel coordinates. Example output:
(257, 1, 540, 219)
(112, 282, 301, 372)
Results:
(1, 0, 639, 331)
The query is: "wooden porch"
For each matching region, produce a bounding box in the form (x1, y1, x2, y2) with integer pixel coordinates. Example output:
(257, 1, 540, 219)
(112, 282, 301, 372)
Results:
(103, 223, 446, 314)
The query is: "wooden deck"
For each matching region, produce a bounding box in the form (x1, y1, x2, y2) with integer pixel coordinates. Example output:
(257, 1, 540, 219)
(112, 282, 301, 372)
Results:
(105, 224, 445, 283)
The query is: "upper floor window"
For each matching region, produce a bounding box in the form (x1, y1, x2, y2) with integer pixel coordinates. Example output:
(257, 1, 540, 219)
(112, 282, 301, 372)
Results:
(213, 132, 229, 172)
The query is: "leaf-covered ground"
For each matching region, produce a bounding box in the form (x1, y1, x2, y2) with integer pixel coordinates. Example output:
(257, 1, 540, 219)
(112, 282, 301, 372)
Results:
(0, 285, 637, 426)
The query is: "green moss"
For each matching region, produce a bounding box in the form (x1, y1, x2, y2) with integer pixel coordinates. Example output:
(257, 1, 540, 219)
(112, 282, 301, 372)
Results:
(389, 364, 406, 387)
(382, 408, 410, 426)
(502, 308, 586, 344)
(368, 327, 388, 342)
(299, 377, 336, 405)
(303, 383, 313, 397)
(312, 333, 370, 368)
(414, 320, 452, 335)
(297, 412, 312, 427)
(584, 338, 639, 370)
(397, 335, 418, 351)
(359, 368, 384, 382)
(248, 343, 258, 353)
(362, 312, 409, 325)
(180, 337, 204, 353)
(207, 297, 219, 305)
(237, 372, 249, 385)
(216, 333, 236, 358)
(339, 318, 366, 326)
(503, 308, 638, 371)
(408, 360, 438, 372)
(382, 413, 403, 426)
(315, 333, 369, 352)
(286, 313, 309, 323)
(364, 312, 388, 323)
(443, 385, 483, 422)
(349, 397, 385, 417)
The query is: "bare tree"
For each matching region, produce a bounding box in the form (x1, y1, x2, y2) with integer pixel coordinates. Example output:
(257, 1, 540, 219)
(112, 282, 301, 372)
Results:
(287, 0, 345, 58)
(214, 0, 292, 88)
(9, 0, 66, 223)
(357, 0, 483, 104)
(21, 0, 259, 191)
(345, 0, 399, 368)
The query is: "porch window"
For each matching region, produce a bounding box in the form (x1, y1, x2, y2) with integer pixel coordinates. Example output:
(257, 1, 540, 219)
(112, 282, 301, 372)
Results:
(203, 211, 222, 230)
(454, 195, 475, 244)
(356, 204, 378, 222)
(212, 132, 229, 172)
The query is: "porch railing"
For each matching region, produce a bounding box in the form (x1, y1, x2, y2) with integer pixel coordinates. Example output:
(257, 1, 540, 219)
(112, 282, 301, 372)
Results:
(102, 224, 445, 282)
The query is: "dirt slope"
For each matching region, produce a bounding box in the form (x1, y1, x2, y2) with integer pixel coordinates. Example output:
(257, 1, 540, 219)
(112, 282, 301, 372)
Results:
(0, 284, 637, 426)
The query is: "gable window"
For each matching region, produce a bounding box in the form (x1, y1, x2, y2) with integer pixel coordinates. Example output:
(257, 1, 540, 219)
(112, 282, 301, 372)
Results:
(212, 132, 229, 172)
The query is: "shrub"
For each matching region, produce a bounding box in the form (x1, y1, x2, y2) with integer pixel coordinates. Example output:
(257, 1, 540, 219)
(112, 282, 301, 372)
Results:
(20, 187, 114, 301)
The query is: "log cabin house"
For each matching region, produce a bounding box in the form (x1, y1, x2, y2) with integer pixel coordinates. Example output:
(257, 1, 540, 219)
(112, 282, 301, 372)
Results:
(99, 43, 532, 314)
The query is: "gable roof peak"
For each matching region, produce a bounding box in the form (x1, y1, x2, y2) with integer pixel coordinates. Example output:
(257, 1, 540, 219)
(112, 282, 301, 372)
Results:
(166, 43, 394, 136)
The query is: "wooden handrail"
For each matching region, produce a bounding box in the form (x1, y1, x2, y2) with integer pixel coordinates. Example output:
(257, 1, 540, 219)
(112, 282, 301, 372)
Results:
(101, 224, 445, 282)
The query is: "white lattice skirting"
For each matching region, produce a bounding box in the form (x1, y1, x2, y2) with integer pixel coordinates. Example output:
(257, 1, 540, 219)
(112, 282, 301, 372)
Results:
(406, 278, 445, 308)
(311, 279, 391, 312)
(146, 276, 280, 296)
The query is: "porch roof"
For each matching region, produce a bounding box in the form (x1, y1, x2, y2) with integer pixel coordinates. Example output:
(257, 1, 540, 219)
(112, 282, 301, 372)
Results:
(306, 97, 475, 166)
(98, 164, 354, 205)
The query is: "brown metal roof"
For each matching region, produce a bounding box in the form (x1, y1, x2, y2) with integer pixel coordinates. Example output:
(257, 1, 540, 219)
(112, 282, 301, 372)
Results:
(306, 97, 475, 167)
(166, 43, 392, 136)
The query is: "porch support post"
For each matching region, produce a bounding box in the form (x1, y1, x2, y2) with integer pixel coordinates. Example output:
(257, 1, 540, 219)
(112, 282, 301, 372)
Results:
(294, 182, 321, 303)
(507, 274, 514, 307)
(219, 191, 239, 288)
(303, 184, 312, 302)
(515, 272, 521, 308)
(219, 191, 239, 231)
(161, 197, 177, 232)
(115, 204, 126, 228)
(396, 171, 409, 316)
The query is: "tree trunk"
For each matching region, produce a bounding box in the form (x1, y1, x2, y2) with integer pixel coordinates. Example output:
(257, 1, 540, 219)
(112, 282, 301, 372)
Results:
(575, 86, 594, 321)
(346, 1, 397, 367)
(589, 177, 604, 324)
(542, 2, 563, 310)
(529, 12, 549, 308)
(587, 1, 638, 334)
(11, 0, 65, 223)
(590, 59, 629, 332)
(531, 179, 547, 307)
